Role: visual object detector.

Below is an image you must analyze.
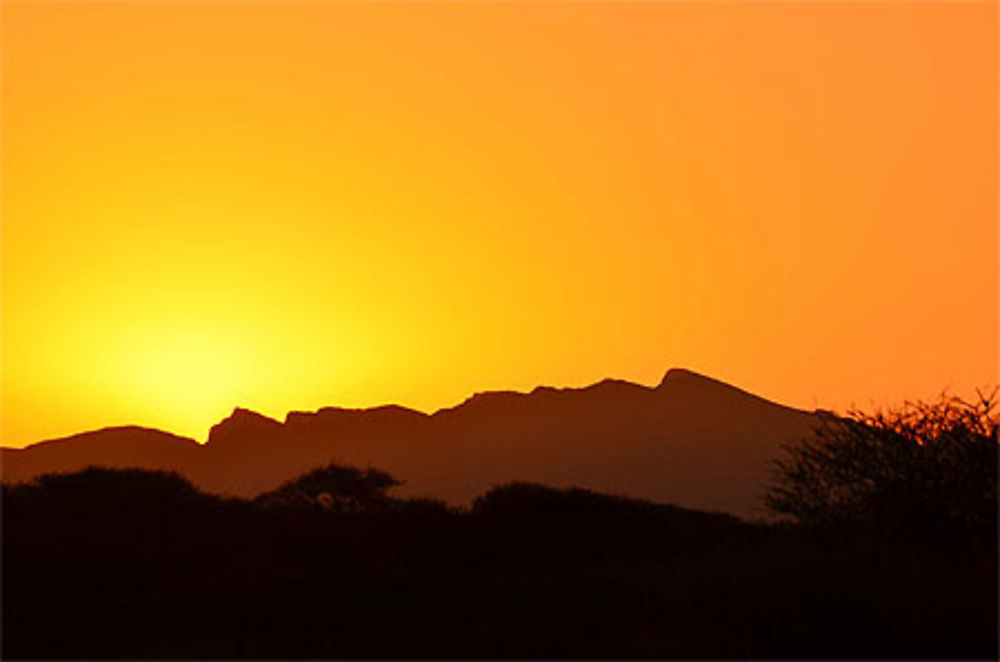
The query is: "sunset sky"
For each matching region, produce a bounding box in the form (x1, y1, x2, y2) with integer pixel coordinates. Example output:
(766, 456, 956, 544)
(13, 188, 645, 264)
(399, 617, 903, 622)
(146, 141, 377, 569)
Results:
(2, 1, 996, 447)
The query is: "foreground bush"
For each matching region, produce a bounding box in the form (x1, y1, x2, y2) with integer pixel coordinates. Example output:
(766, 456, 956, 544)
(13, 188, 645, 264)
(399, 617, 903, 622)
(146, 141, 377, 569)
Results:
(765, 392, 998, 538)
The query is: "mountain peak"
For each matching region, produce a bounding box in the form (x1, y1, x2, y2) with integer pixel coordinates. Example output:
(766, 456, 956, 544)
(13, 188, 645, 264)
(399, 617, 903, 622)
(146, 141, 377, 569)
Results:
(585, 377, 652, 393)
(207, 408, 283, 446)
(227, 407, 281, 425)
(657, 367, 726, 389)
(656, 367, 760, 400)
(656, 368, 752, 395)
(655, 367, 805, 414)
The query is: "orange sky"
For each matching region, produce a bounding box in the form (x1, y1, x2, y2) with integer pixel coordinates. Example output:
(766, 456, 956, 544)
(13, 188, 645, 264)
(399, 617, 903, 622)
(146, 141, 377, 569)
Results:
(2, 1, 997, 447)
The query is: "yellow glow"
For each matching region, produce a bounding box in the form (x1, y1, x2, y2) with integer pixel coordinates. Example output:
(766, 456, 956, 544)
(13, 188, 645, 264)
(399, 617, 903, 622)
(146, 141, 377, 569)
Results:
(2, 2, 997, 445)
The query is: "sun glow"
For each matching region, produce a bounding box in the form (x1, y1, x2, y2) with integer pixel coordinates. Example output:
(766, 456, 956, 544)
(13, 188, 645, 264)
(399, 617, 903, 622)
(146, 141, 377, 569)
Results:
(108, 318, 258, 428)
(2, 2, 996, 446)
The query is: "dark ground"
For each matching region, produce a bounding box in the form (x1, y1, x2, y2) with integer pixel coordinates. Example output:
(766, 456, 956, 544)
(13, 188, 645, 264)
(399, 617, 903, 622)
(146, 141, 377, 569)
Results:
(2, 468, 996, 659)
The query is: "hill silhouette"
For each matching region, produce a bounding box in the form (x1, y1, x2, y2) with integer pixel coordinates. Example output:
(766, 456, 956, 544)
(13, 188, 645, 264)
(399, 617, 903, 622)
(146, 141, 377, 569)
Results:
(1, 367, 820, 517)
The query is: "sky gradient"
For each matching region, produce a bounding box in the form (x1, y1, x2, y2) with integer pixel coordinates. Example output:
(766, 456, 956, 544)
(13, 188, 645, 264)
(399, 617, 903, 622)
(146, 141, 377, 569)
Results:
(2, 1, 997, 447)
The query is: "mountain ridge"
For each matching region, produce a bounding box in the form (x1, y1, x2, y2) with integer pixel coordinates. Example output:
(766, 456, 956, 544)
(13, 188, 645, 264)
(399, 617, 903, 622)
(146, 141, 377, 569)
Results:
(1, 367, 821, 517)
(2, 425, 201, 451)
(2, 367, 807, 449)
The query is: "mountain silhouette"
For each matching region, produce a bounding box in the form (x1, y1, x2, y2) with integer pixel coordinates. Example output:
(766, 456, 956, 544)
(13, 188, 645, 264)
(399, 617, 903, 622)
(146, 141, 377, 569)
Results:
(0, 367, 821, 517)
(0, 426, 202, 484)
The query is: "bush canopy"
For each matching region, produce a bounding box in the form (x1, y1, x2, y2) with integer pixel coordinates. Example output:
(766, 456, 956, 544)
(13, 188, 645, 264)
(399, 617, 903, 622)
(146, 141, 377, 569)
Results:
(765, 391, 998, 537)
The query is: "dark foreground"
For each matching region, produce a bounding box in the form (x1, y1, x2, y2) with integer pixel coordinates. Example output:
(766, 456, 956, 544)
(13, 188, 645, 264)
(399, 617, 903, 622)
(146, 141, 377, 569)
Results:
(3, 468, 996, 659)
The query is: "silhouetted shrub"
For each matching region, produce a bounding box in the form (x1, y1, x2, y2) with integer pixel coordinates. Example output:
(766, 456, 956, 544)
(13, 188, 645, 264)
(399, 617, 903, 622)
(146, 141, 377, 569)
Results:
(254, 463, 402, 513)
(472, 481, 750, 563)
(765, 392, 998, 538)
(3, 466, 209, 512)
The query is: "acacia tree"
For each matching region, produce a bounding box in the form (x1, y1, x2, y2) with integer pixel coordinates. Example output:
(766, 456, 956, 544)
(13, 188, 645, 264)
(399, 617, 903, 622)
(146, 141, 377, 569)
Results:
(255, 463, 402, 513)
(765, 391, 998, 537)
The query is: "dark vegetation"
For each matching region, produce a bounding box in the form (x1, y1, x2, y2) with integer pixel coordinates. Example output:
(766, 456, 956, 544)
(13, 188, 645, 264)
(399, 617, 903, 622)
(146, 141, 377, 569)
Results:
(766, 392, 998, 539)
(3, 396, 997, 659)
